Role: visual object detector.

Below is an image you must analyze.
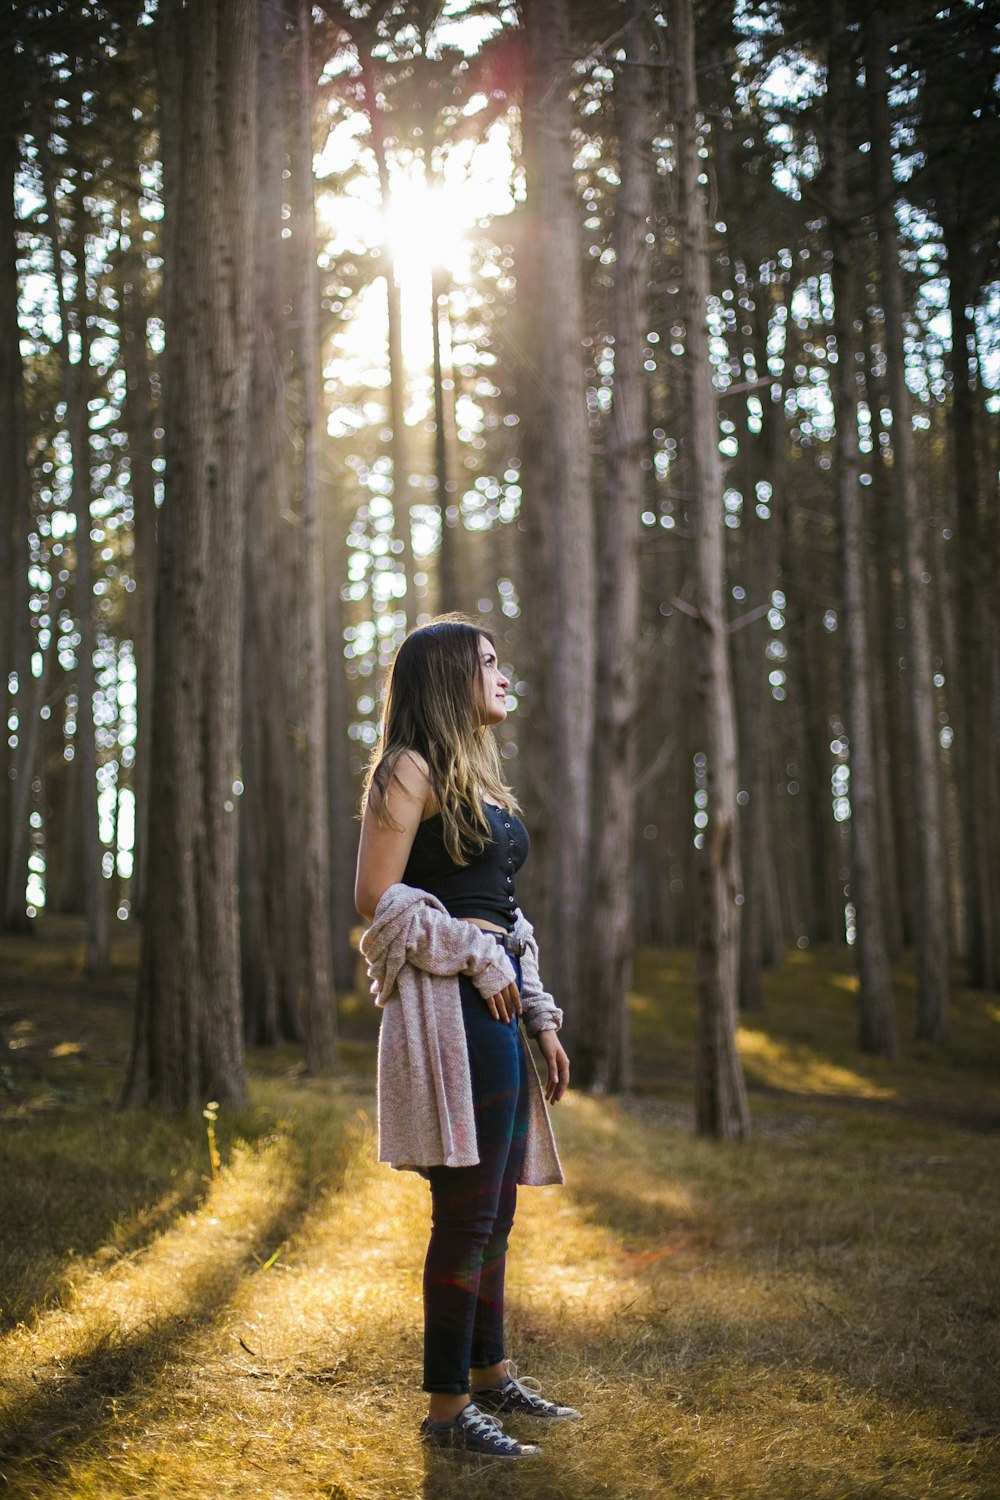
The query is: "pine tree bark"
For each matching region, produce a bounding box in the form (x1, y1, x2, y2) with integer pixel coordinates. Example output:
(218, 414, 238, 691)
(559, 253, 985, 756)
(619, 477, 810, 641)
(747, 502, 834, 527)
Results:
(670, 0, 750, 1138)
(504, 205, 554, 952)
(35, 112, 110, 973)
(826, 1, 897, 1056)
(432, 264, 461, 614)
(124, 0, 258, 1110)
(324, 482, 355, 994)
(866, 424, 905, 959)
(732, 315, 783, 1004)
(583, 0, 652, 1091)
(866, 7, 949, 1038)
(734, 517, 773, 1014)
(292, 0, 336, 1073)
(53, 749, 82, 912)
(116, 190, 158, 920)
(946, 221, 998, 992)
(65, 215, 109, 975)
(369, 112, 414, 608)
(241, 0, 300, 1046)
(0, 59, 33, 929)
(5, 658, 49, 923)
(519, 0, 596, 1021)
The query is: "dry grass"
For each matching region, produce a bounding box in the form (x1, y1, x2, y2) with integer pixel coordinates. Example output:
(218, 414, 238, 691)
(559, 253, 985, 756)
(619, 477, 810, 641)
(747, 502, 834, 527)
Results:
(1, 922, 998, 1498)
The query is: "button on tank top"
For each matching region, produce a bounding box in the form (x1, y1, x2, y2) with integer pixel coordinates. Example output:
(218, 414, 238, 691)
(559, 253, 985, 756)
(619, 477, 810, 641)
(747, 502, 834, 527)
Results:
(402, 801, 529, 932)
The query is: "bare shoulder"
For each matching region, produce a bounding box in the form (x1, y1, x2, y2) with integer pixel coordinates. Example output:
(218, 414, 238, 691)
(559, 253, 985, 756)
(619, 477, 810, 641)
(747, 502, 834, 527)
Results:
(376, 747, 442, 822)
(396, 746, 431, 783)
(356, 749, 432, 919)
(393, 748, 432, 804)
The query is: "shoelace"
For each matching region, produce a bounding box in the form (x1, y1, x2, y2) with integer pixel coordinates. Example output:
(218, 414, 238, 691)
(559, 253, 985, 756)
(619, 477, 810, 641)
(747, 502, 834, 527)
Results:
(461, 1406, 517, 1447)
(498, 1359, 544, 1399)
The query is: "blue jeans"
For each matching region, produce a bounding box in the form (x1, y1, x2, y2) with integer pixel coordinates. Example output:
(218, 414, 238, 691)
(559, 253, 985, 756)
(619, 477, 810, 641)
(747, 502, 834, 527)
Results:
(422, 953, 528, 1394)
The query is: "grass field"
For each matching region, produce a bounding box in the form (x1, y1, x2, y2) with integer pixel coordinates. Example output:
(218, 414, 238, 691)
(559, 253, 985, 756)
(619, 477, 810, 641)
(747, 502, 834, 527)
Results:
(1, 918, 998, 1499)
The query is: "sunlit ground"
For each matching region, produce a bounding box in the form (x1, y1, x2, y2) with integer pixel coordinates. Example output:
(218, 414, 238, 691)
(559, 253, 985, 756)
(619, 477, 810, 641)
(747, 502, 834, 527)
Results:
(1, 923, 998, 1498)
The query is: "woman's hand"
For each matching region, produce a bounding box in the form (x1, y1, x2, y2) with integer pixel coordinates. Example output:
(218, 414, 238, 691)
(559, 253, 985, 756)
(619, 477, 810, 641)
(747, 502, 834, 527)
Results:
(484, 978, 522, 1024)
(536, 1030, 570, 1104)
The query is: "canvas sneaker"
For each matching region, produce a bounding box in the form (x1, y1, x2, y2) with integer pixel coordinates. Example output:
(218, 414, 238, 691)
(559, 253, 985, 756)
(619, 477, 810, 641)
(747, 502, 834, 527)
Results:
(419, 1401, 541, 1458)
(471, 1361, 581, 1421)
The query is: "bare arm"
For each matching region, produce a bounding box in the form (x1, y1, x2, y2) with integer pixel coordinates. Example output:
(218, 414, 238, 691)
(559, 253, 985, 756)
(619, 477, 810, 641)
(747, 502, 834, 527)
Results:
(355, 751, 432, 922)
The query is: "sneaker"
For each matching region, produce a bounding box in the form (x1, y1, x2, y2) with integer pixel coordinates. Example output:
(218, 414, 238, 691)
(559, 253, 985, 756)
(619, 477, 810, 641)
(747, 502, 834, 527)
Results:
(471, 1361, 581, 1422)
(419, 1401, 541, 1458)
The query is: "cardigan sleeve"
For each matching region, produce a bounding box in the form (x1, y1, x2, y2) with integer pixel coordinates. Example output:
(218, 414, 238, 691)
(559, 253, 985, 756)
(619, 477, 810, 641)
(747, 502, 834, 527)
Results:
(517, 929, 563, 1037)
(399, 897, 516, 1000)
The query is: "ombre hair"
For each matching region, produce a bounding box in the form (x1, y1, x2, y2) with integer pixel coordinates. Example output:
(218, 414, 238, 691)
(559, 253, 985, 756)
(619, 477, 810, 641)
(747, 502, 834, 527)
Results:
(361, 615, 520, 866)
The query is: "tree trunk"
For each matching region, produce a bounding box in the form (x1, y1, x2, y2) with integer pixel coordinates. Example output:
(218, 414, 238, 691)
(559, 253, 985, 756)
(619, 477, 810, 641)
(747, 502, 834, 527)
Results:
(671, 0, 750, 1139)
(0, 58, 34, 930)
(353, 38, 415, 613)
(583, 0, 652, 1091)
(4, 657, 49, 922)
(36, 114, 110, 973)
(866, 8, 949, 1038)
(124, 0, 258, 1111)
(519, 0, 596, 1020)
(116, 190, 158, 920)
(945, 221, 998, 992)
(241, 0, 300, 1047)
(736, 279, 785, 1003)
(432, 264, 461, 614)
(734, 521, 771, 1015)
(826, 2, 897, 1056)
(324, 480, 356, 994)
(866, 424, 905, 959)
(292, 0, 336, 1074)
(505, 209, 554, 951)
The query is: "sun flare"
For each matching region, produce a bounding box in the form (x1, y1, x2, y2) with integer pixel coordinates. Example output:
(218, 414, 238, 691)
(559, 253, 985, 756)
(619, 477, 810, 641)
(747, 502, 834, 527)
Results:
(383, 178, 469, 286)
(317, 123, 517, 376)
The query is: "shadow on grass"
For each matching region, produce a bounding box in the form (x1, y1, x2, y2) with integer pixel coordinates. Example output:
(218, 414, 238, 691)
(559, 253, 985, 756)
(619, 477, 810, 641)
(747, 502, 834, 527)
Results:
(629, 945, 1000, 1132)
(419, 1445, 610, 1500)
(0, 1114, 354, 1494)
(0, 1093, 303, 1333)
(539, 1090, 1000, 1451)
(0, 918, 371, 1331)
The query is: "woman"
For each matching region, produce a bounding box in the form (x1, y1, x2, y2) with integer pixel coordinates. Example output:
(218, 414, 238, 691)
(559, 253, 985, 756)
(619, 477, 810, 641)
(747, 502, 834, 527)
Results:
(355, 617, 577, 1459)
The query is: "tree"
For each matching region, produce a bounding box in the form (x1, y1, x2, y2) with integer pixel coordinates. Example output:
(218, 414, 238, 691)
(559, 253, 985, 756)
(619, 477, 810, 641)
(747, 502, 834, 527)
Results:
(34, 85, 110, 974)
(0, 22, 34, 932)
(125, 0, 259, 1110)
(583, 0, 653, 1091)
(865, 3, 949, 1039)
(825, 0, 897, 1057)
(908, 0, 1000, 993)
(670, 0, 750, 1138)
(292, 0, 337, 1073)
(241, 0, 302, 1047)
(518, 0, 596, 1019)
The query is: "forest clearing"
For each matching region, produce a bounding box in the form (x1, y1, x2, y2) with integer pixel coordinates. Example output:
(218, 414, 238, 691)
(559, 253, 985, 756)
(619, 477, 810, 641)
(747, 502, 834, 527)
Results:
(2, 1, 999, 1493)
(1, 920, 998, 1500)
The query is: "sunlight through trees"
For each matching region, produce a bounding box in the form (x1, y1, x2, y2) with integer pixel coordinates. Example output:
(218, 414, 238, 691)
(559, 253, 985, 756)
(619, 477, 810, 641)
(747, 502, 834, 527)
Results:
(1, 0, 997, 1118)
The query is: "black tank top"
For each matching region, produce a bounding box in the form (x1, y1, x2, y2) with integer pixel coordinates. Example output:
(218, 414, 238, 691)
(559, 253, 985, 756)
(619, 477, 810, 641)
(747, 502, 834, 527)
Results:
(402, 801, 529, 932)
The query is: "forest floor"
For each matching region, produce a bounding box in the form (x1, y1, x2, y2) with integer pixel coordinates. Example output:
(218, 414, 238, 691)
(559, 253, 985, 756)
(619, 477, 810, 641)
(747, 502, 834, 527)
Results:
(1, 919, 998, 1500)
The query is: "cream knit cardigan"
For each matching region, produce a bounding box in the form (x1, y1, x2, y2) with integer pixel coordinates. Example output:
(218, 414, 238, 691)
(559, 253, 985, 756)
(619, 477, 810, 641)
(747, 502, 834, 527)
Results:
(360, 882, 565, 1185)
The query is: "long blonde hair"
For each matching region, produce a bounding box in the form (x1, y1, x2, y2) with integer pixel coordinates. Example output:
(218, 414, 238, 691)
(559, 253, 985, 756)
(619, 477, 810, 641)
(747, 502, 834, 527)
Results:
(361, 616, 521, 866)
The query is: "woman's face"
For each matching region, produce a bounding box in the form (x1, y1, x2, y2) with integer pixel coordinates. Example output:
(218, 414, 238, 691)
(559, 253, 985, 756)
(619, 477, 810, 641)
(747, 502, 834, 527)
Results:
(476, 635, 509, 726)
